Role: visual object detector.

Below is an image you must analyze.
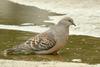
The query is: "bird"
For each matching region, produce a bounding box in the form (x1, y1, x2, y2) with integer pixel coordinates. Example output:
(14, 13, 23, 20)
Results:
(4, 17, 76, 55)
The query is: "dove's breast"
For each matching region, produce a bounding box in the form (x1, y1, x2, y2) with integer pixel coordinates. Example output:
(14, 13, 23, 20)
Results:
(47, 26, 69, 51)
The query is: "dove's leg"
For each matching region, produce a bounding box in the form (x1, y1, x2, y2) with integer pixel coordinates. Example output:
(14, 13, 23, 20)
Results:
(51, 51, 58, 55)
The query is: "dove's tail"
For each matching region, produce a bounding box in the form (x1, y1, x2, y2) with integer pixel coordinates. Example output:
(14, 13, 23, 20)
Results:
(4, 43, 34, 55)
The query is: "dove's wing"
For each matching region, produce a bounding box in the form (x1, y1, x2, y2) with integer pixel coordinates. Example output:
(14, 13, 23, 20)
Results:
(25, 32, 56, 51)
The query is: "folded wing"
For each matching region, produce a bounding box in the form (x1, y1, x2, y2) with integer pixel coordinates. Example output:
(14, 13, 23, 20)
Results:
(25, 32, 56, 51)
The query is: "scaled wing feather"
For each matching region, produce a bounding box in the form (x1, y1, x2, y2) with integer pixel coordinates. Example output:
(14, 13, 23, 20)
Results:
(25, 33, 56, 51)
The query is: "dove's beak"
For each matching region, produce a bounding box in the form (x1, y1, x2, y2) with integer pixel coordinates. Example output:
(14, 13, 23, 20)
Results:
(72, 22, 76, 26)
(73, 23, 76, 26)
(70, 19, 76, 26)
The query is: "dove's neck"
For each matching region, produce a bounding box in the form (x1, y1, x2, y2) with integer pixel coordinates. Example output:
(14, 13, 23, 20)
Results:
(56, 23, 70, 32)
(59, 25, 69, 36)
(49, 24, 70, 38)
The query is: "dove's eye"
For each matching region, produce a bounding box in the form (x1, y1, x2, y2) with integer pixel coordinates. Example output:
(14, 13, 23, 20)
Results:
(68, 19, 73, 22)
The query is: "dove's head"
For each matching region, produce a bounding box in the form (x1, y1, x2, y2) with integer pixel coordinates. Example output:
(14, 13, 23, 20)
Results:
(57, 17, 76, 27)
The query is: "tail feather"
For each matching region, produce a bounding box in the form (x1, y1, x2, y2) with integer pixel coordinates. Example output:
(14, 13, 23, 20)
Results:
(4, 43, 34, 55)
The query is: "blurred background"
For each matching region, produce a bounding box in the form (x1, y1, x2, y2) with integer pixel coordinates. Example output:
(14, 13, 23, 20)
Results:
(0, 0, 100, 64)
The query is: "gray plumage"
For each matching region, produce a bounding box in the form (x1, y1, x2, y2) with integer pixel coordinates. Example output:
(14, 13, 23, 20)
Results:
(4, 17, 75, 55)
